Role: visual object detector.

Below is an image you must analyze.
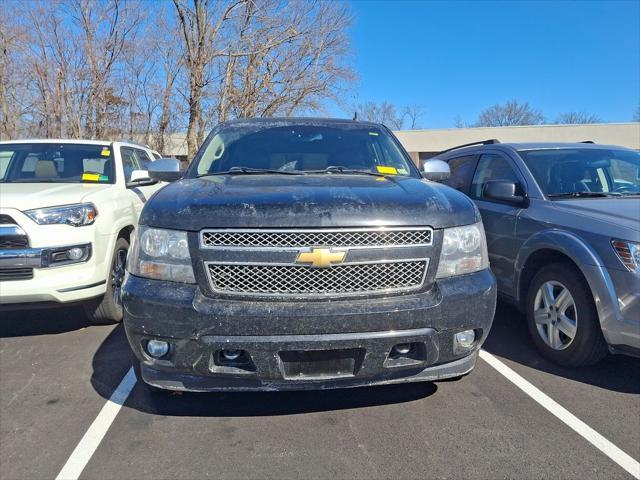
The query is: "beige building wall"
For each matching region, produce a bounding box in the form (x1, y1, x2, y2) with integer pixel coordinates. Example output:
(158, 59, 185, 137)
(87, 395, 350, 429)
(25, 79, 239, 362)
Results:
(394, 123, 640, 163)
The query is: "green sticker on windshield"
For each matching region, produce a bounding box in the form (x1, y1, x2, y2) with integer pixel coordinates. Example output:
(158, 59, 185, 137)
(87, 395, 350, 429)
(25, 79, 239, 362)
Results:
(368, 132, 379, 136)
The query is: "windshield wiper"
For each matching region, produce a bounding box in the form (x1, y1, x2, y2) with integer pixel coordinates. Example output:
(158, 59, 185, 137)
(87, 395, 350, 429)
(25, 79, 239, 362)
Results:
(547, 191, 621, 199)
(197, 167, 305, 177)
(306, 166, 387, 177)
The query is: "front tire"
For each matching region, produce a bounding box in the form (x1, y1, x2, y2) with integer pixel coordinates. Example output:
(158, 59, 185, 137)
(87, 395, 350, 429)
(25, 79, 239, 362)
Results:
(526, 262, 607, 367)
(84, 237, 129, 324)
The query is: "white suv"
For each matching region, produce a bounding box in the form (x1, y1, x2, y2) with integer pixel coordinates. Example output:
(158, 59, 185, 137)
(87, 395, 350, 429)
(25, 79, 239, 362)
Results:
(0, 139, 167, 323)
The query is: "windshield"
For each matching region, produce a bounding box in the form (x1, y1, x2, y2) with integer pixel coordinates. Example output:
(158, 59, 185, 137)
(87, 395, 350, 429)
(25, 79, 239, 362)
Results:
(0, 143, 115, 184)
(189, 123, 419, 178)
(519, 148, 640, 197)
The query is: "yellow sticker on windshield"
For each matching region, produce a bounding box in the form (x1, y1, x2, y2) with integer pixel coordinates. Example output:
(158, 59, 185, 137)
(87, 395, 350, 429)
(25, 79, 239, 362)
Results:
(100, 148, 111, 157)
(377, 166, 398, 175)
(82, 173, 101, 181)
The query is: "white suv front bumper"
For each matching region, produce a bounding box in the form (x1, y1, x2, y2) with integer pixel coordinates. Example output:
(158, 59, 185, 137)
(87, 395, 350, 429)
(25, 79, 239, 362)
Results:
(0, 208, 112, 304)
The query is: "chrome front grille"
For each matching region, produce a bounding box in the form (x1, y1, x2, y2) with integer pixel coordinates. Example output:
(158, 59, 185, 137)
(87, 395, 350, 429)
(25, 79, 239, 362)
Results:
(201, 228, 432, 248)
(200, 227, 433, 297)
(0, 224, 29, 250)
(206, 261, 427, 296)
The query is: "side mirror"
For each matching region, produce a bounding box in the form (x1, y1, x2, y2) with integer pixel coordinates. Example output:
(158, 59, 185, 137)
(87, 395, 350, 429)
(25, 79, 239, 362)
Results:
(129, 169, 150, 182)
(483, 180, 527, 206)
(148, 158, 182, 182)
(126, 169, 156, 188)
(422, 159, 450, 181)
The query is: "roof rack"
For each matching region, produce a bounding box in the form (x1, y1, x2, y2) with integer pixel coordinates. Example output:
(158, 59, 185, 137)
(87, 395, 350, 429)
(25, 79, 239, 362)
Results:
(580, 141, 595, 144)
(434, 139, 501, 156)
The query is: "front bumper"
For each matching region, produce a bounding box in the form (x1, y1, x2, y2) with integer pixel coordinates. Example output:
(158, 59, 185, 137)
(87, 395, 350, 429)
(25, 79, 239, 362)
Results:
(587, 265, 640, 353)
(0, 243, 91, 269)
(123, 268, 497, 391)
(0, 243, 105, 304)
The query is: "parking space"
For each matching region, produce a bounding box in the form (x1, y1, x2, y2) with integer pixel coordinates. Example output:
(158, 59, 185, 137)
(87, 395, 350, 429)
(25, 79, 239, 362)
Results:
(1, 305, 638, 480)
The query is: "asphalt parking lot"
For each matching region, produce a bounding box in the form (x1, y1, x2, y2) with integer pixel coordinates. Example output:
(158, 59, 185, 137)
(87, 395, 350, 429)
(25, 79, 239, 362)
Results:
(1, 302, 639, 480)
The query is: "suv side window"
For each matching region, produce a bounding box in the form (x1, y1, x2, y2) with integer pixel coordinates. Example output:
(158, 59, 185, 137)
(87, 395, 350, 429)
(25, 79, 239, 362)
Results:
(471, 153, 522, 199)
(120, 147, 141, 181)
(443, 155, 479, 193)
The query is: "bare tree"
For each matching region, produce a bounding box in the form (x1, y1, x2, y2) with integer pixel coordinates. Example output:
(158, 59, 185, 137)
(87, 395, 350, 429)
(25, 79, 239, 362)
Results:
(219, 0, 353, 122)
(2, 0, 354, 157)
(351, 100, 424, 130)
(555, 111, 602, 124)
(0, 3, 29, 139)
(67, 0, 141, 138)
(402, 104, 425, 129)
(352, 101, 403, 129)
(173, 0, 246, 158)
(634, 105, 640, 122)
(473, 100, 545, 127)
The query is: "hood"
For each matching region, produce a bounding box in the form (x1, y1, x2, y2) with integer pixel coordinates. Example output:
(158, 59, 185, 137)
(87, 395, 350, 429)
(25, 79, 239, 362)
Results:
(141, 174, 478, 230)
(0, 182, 111, 210)
(552, 198, 640, 233)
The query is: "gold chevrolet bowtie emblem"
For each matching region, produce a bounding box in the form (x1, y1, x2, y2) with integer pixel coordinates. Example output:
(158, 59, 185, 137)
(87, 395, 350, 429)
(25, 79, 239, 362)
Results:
(296, 248, 347, 268)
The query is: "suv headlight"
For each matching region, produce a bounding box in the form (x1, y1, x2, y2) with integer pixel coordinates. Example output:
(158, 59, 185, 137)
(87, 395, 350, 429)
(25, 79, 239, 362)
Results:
(436, 222, 489, 278)
(128, 226, 196, 283)
(612, 240, 640, 273)
(25, 203, 97, 226)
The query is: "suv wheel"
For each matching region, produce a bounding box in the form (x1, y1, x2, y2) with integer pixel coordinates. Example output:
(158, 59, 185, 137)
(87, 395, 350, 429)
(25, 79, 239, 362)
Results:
(526, 262, 607, 367)
(84, 237, 129, 324)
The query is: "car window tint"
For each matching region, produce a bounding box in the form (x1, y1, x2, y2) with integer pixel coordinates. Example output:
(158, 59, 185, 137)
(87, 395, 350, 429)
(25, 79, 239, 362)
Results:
(519, 148, 640, 195)
(0, 143, 115, 184)
(135, 148, 153, 169)
(443, 155, 478, 193)
(471, 154, 520, 199)
(120, 147, 141, 181)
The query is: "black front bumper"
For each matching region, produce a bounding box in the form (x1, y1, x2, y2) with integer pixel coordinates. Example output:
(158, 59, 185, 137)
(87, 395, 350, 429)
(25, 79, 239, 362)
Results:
(123, 269, 496, 391)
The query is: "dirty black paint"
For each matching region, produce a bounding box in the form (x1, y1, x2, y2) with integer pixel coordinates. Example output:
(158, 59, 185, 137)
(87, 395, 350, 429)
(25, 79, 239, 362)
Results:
(124, 118, 495, 392)
(140, 174, 479, 230)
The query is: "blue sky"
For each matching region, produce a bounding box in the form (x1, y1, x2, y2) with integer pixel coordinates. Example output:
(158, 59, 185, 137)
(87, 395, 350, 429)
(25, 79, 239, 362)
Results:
(333, 0, 640, 128)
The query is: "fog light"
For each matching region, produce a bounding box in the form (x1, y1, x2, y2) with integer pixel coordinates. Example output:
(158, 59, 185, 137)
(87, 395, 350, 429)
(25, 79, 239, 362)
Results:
(146, 339, 169, 358)
(221, 349, 242, 361)
(67, 247, 85, 260)
(454, 329, 476, 353)
(393, 343, 412, 355)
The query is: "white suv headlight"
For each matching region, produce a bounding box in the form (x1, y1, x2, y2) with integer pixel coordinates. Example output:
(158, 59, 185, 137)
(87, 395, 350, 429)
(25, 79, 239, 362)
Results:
(436, 222, 489, 278)
(128, 226, 196, 283)
(25, 203, 97, 226)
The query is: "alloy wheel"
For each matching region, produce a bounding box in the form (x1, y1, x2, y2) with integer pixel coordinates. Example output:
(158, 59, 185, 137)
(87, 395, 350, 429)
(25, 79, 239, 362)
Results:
(533, 281, 578, 350)
(111, 248, 127, 308)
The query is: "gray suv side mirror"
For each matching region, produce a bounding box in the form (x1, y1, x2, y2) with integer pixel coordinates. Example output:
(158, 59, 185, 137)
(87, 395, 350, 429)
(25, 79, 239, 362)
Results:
(422, 159, 450, 181)
(483, 180, 527, 206)
(148, 158, 182, 182)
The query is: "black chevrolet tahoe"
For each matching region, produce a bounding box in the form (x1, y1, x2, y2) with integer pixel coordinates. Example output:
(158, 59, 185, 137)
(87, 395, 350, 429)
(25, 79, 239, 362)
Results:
(122, 118, 497, 392)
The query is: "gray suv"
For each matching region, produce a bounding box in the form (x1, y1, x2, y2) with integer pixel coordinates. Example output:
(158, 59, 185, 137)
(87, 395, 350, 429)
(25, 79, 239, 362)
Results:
(430, 141, 639, 367)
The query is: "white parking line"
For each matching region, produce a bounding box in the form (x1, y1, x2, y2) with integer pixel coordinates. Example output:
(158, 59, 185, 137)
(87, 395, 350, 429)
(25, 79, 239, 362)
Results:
(54, 352, 640, 480)
(55, 368, 136, 480)
(479, 349, 640, 479)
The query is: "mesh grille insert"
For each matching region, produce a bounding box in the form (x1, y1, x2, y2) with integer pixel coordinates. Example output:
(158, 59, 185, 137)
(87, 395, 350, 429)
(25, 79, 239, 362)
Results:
(201, 229, 432, 248)
(207, 261, 427, 296)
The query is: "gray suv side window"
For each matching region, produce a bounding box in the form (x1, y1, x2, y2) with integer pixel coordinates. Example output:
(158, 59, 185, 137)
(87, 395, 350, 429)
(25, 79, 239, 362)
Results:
(471, 154, 521, 199)
(443, 155, 479, 193)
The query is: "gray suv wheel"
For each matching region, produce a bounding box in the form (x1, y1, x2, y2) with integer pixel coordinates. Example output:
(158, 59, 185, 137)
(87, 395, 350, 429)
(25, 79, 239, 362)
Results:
(526, 262, 607, 367)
